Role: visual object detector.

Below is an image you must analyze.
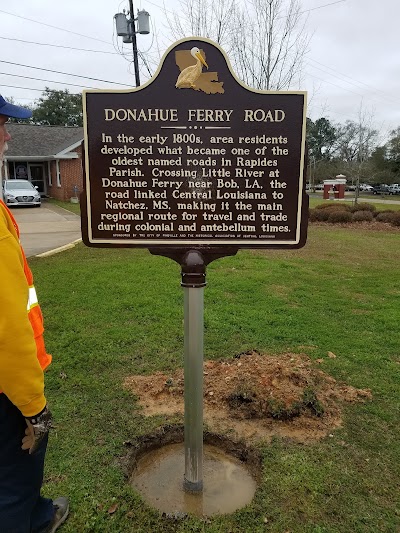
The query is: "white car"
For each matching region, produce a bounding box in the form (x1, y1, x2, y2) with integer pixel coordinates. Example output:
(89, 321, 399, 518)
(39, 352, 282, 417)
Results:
(2, 179, 41, 207)
(359, 184, 374, 191)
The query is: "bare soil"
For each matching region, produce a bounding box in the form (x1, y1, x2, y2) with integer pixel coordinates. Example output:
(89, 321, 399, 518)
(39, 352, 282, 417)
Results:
(124, 351, 372, 444)
(312, 220, 400, 232)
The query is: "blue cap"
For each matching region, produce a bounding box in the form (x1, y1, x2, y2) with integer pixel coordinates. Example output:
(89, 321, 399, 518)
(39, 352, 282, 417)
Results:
(0, 95, 32, 119)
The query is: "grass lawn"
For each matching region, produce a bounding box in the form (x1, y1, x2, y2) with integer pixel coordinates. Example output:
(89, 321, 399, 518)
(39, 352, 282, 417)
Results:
(308, 197, 400, 211)
(30, 219, 400, 532)
(46, 198, 81, 215)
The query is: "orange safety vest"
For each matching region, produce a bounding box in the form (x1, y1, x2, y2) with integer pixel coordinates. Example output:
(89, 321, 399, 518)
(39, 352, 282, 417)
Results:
(1, 200, 52, 371)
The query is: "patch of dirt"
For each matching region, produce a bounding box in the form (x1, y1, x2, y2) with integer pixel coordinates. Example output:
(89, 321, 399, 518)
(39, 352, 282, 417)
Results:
(124, 351, 372, 444)
(312, 220, 400, 232)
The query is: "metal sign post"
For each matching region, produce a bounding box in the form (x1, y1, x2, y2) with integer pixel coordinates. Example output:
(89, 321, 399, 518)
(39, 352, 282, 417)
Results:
(181, 250, 206, 491)
(81, 36, 308, 496)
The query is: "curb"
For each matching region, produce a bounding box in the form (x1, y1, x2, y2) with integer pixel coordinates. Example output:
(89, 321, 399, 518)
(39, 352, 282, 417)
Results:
(36, 239, 82, 258)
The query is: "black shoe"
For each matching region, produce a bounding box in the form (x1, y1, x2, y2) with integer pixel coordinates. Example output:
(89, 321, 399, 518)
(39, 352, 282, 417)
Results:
(43, 497, 69, 533)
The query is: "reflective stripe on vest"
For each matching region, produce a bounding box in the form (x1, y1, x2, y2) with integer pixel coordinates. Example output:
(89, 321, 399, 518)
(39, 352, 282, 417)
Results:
(27, 285, 39, 311)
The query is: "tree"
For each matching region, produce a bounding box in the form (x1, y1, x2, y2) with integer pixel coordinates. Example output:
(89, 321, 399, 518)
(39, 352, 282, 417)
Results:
(333, 107, 378, 202)
(306, 117, 337, 188)
(368, 145, 393, 184)
(232, 0, 310, 90)
(306, 117, 337, 161)
(165, 0, 235, 45)
(369, 145, 387, 172)
(335, 121, 373, 164)
(163, 0, 310, 90)
(385, 127, 400, 177)
(334, 114, 378, 168)
(368, 127, 400, 184)
(31, 88, 83, 127)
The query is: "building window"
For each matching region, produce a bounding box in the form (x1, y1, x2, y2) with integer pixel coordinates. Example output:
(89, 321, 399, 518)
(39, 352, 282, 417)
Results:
(13, 162, 29, 180)
(48, 161, 52, 186)
(56, 160, 61, 187)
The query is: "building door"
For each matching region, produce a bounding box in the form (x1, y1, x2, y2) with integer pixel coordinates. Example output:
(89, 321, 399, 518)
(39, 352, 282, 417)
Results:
(28, 163, 46, 195)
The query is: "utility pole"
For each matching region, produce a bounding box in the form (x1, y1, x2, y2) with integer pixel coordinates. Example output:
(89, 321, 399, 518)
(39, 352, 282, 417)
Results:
(129, 0, 141, 87)
(114, 4, 150, 87)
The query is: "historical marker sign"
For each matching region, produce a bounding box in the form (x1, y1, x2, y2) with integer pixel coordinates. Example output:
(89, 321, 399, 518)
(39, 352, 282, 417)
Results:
(82, 37, 308, 249)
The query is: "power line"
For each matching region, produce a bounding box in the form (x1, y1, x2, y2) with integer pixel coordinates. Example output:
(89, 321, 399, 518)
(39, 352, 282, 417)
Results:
(2, 1, 349, 94)
(305, 71, 369, 98)
(307, 57, 400, 105)
(299, 0, 346, 15)
(0, 83, 76, 94)
(4, 0, 392, 118)
(0, 36, 119, 55)
(1, 16, 154, 83)
(0, 60, 132, 87)
(0, 72, 101, 90)
(144, 0, 347, 17)
(0, 9, 113, 48)
(305, 68, 400, 109)
(142, 0, 175, 16)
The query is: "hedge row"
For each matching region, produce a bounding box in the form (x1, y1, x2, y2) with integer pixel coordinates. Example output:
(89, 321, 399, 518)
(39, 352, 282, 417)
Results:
(309, 203, 400, 227)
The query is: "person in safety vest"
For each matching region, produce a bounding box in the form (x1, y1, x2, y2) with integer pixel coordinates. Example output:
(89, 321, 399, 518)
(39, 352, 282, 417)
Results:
(0, 95, 69, 532)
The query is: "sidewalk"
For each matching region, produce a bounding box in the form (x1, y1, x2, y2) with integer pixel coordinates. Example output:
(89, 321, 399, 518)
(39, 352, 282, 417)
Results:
(340, 195, 400, 205)
(11, 201, 82, 257)
(309, 193, 400, 205)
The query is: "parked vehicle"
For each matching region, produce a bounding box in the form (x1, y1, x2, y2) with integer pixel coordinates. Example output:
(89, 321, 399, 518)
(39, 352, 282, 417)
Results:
(388, 184, 400, 194)
(372, 184, 394, 195)
(2, 179, 41, 207)
(359, 184, 374, 191)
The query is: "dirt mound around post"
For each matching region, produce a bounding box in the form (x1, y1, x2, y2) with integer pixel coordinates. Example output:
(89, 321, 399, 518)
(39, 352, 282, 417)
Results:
(124, 351, 372, 444)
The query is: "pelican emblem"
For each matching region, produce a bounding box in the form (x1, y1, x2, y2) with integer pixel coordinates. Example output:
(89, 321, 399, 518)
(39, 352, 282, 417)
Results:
(175, 47, 208, 90)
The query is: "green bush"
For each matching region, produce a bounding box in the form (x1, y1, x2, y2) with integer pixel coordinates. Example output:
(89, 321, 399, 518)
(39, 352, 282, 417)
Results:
(352, 210, 374, 222)
(327, 210, 353, 224)
(376, 211, 396, 223)
(350, 202, 376, 213)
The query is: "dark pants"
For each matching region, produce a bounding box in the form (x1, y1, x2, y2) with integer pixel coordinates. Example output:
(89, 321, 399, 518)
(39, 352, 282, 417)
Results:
(0, 394, 54, 533)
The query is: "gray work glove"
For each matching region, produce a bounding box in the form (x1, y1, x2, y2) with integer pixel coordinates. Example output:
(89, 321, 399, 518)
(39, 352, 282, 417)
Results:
(21, 405, 53, 454)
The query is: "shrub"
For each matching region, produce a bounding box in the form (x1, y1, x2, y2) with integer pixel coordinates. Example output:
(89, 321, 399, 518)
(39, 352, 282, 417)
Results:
(350, 202, 376, 213)
(375, 211, 396, 223)
(327, 210, 352, 224)
(352, 210, 374, 222)
(310, 208, 331, 222)
(315, 202, 337, 210)
(315, 202, 352, 212)
(390, 212, 400, 227)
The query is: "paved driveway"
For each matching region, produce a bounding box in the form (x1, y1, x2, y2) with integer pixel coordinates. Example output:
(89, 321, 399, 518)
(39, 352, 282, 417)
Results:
(11, 201, 82, 257)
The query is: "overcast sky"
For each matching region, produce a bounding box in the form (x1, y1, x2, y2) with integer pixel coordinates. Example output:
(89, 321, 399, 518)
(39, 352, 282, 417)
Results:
(1, 0, 399, 141)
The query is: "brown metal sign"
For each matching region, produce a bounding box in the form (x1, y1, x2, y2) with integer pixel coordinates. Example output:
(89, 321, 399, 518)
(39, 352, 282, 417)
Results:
(82, 37, 308, 250)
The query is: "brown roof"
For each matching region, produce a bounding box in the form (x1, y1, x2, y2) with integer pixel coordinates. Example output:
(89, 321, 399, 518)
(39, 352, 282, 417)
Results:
(6, 123, 83, 157)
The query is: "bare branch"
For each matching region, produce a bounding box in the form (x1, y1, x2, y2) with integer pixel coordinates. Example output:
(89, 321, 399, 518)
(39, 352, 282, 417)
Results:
(161, 0, 309, 90)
